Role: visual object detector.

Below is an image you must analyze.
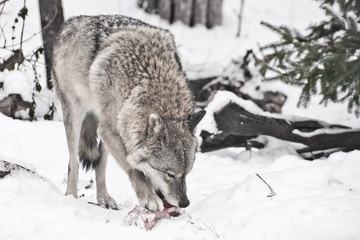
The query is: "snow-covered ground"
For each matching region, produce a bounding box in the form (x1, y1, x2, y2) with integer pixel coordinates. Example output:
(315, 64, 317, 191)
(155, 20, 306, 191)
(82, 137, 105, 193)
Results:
(1, 112, 360, 240)
(1, 0, 360, 239)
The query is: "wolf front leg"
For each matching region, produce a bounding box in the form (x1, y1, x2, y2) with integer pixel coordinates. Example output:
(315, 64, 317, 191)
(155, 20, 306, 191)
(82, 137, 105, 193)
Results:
(98, 120, 163, 211)
(128, 169, 164, 212)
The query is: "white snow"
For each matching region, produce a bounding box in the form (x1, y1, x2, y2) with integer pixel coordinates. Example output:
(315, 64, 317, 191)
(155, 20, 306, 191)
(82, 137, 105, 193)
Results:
(1, 113, 360, 240)
(0, 70, 55, 119)
(1, 1, 360, 240)
(0, 71, 33, 102)
(195, 90, 264, 136)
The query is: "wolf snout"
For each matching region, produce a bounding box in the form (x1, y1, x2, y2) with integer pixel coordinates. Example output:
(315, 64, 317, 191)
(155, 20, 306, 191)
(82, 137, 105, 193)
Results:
(178, 197, 190, 208)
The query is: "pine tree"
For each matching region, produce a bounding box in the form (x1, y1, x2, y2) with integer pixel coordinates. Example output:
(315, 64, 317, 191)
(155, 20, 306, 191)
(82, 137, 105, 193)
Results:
(258, 0, 360, 116)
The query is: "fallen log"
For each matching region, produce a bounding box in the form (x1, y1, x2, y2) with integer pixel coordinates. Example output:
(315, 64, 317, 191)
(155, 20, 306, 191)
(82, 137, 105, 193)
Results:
(0, 159, 37, 178)
(188, 51, 287, 113)
(0, 49, 25, 72)
(200, 131, 265, 152)
(188, 77, 287, 113)
(199, 102, 359, 160)
(0, 94, 32, 118)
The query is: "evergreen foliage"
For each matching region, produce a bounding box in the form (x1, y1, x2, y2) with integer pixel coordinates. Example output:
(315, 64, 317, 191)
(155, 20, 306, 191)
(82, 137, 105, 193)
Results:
(258, 0, 360, 116)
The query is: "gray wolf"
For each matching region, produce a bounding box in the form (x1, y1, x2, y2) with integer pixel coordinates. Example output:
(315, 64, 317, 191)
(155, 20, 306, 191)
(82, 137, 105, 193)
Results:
(52, 15, 205, 211)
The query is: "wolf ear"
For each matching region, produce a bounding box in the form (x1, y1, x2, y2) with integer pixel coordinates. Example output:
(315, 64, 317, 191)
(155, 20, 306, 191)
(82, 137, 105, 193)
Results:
(187, 110, 206, 132)
(147, 113, 163, 137)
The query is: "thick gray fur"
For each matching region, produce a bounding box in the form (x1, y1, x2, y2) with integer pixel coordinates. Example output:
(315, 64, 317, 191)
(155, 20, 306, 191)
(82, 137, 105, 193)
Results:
(52, 15, 205, 211)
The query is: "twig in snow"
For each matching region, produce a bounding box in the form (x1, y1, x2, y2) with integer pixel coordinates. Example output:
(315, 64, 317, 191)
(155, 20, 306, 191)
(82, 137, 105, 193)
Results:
(245, 141, 252, 158)
(88, 201, 102, 207)
(201, 221, 220, 239)
(88, 201, 119, 211)
(255, 173, 276, 197)
(85, 179, 94, 189)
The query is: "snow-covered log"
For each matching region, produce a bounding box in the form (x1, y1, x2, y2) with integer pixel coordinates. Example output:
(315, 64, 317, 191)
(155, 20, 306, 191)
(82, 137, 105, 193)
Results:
(0, 50, 25, 72)
(0, 159, 37, 178)
(199, 101, 359, 160)
(188, 77, 287, 113)
(188, 51, 287, 113)
(0, 93, 32, 118)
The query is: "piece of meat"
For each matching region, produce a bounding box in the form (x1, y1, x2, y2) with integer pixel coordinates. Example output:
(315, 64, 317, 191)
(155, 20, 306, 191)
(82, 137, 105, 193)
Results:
(124, 204, 182, 230)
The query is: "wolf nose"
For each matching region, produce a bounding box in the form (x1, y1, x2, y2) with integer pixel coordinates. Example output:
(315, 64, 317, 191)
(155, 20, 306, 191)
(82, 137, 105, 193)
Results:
(179, 198, 190, 208)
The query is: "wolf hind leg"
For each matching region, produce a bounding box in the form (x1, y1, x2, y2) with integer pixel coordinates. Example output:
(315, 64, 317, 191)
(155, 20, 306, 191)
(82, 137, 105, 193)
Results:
(60, 96, 86, 198)
(78, 112, 118, 209)
(95, 141, 119, 210)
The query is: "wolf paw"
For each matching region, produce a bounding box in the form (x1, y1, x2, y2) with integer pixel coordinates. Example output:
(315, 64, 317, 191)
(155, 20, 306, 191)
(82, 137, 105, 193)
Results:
(138, 192, 164, 212)
(65, 190, 78, 198)
(97, 195, 119, 210)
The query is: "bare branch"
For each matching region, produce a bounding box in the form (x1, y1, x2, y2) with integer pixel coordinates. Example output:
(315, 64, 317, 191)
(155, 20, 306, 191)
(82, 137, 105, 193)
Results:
(5, 2, 59, 49)
(18, 0, 26, 69)
(0, 25, 6, 47)
(0, 0, 9, 7)
(0, 0, 7, 16)
(255, 173, 276, 197)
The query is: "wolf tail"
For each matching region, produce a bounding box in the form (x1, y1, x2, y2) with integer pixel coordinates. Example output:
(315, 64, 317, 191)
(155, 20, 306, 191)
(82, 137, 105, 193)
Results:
(78, 112, 101, 171)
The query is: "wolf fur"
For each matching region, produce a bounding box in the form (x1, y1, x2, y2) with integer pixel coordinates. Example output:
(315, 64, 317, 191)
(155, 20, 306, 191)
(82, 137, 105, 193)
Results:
(52, 15, 205, 211)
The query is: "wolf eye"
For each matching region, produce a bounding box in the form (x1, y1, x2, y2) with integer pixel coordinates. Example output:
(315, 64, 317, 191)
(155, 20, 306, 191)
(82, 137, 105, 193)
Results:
(167, 172, 175, 178)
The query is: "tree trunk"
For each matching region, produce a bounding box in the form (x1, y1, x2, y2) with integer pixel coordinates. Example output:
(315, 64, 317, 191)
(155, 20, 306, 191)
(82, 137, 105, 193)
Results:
(158, 0, 173, 23)
(174, 0, 193, 26)
(143, 0, 159, 13)
(207, 0, 222, 28)
(140, 0, 222, 28)
(38, 0, 64, 89)
(193, 0, 207, 26)
(137, 0, 144, 8)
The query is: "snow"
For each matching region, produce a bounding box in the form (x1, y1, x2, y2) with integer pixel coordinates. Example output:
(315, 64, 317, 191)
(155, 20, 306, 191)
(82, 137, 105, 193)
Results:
(0, 71, 33, 102)
(195, 90, 264, 135)
(0, 70, 55, 119)
(1, 112, 360, 239)
(1, 0, 360, 240)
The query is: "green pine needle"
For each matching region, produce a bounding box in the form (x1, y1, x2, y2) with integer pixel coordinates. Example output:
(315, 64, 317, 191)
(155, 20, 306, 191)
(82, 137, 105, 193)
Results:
(259, 0, 360, 116)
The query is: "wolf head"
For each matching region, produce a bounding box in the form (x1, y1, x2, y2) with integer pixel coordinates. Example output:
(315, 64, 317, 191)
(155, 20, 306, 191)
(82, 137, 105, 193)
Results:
(136, 110, 205, 208)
